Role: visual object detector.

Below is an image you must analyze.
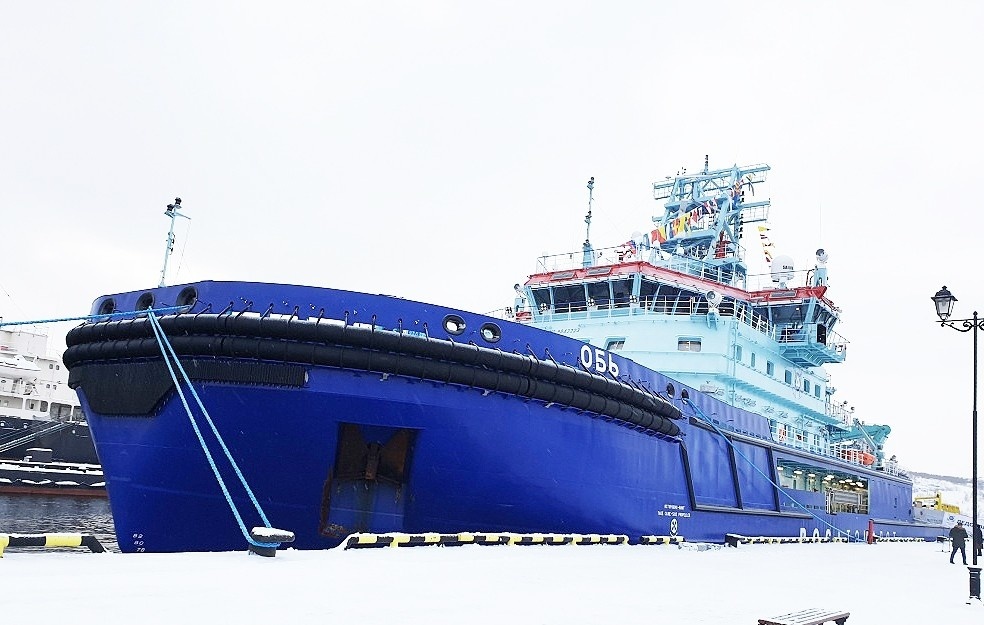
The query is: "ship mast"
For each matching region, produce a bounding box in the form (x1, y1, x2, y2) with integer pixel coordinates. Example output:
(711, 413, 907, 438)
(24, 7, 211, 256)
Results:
(582, 176, 595, 268)
(651, 161, 771, 289)
(159, 197, 189, 287)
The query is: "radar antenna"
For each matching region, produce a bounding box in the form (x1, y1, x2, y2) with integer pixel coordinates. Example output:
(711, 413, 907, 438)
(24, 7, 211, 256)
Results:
(159, 197, 190, 287)
(582, 177, 596, 268)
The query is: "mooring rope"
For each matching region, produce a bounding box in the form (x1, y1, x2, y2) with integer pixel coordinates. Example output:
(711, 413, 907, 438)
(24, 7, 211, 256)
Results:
(146, 310, 278, 550)
(682, 397, 861, 542)
(0, 306, 190, 328)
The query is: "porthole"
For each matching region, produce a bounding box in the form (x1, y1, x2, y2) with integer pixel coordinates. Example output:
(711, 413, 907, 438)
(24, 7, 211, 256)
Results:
(443, 314, 466, 335)
(479, 322, 502, 343)
(97, 298, 116, 316)
(176, 286, 198, 308)
(135, 292, 155, 312)
(666, 383, 675, 397)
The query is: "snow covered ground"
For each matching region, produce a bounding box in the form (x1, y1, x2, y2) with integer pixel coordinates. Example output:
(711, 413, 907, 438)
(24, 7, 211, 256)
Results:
(1, 471, 980, 624)
(4, 539, 984, 624)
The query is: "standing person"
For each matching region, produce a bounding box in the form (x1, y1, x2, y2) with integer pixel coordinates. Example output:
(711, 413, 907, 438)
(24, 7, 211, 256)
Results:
(975, 523, 983, 559)
(950, 520, 969, 565)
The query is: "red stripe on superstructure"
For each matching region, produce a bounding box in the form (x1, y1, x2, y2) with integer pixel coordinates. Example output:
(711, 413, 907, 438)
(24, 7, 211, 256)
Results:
(526, 262, 751, 302)
(526, 262, 840, 310)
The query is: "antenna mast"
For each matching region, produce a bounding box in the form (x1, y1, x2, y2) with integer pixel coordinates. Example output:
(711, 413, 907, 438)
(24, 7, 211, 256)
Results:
(159, 197, 189, 287)
(582, 177, 595, 268)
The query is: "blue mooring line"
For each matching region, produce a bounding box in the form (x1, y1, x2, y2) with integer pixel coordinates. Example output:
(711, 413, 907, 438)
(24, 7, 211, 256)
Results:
(0, 306, 191, 328)
(146, 311, 278, 551)
(682, 398, 860, 542)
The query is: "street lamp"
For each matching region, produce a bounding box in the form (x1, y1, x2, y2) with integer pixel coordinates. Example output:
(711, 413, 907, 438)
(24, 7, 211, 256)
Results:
(932, 285, 982, 602)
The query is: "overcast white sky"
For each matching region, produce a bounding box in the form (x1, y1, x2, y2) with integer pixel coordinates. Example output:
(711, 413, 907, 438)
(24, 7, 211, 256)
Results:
(2, 2, 983, 476)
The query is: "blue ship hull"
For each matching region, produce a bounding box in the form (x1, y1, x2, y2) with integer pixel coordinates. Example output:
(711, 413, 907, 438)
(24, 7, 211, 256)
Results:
(65, 281, 939, 552)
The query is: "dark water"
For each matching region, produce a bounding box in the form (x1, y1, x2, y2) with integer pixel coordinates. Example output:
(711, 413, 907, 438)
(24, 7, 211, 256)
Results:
(0, 494, 120, 553)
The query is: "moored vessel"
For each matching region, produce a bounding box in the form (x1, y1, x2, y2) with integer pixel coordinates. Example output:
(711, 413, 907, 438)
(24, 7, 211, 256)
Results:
(913, 492, 971, 529)
(63, 161, 942, 553)
(0, 447, 105, 497)
(0, 325, 96, 466)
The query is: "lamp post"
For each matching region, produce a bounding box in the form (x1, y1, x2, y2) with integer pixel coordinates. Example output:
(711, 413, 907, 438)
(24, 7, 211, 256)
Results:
(932, 285, 982, 602)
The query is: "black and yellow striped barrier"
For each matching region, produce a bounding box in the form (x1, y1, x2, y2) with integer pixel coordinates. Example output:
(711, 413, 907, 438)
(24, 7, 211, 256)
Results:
(0, 533, 105, 557)
(639, 535, 685, 545)
(725, 533, 849, 547)
(344, 532, 632, 549)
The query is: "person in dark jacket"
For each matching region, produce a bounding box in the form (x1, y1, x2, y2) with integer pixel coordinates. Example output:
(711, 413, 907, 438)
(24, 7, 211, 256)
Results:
(950, 521, 969, 565)
(975, 524, 983, 558)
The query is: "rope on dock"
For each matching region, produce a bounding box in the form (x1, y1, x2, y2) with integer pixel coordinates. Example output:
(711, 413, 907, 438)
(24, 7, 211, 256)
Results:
(146, 310, 293, 557)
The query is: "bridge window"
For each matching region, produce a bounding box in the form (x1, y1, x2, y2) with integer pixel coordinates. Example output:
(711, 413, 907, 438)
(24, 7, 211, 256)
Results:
(814, 385, 822, 398)
(784, 370, 793, 384)
(587, 282, 611, 308)
(612, 279, 634, 308)
(678, 338, 702, 352)
(553, 285, 587, 312)
(639, 280, 658, 308)
(803, 380, 810, 393)
(750, 353, 756, 368)
(531, 288, 551, 312)
(767, 361, 774, 376)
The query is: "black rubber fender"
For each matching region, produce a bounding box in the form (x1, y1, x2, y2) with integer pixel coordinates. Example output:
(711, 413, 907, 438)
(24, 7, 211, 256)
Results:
(65, 314, 682, 434)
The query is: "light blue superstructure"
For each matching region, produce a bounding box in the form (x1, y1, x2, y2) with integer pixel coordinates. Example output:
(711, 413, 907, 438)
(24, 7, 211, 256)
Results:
(518, 160, 884, 469)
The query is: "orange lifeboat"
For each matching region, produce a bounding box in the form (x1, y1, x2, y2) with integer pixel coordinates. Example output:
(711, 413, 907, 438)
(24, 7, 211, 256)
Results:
(838, 449, 876, 465)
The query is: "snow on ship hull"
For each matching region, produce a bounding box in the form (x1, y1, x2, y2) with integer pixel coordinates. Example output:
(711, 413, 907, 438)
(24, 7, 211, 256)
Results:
(65, 281, 939, 553)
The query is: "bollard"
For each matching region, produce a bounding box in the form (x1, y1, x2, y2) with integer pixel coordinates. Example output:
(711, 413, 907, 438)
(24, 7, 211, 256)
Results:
(248, 527, 295, 557)
(969, 566, 982, 602)
(866, 519, 874, 544)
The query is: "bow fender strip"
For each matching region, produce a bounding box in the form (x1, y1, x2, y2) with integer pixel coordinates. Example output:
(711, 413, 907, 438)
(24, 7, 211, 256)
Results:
(65, 314, 681, 436)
